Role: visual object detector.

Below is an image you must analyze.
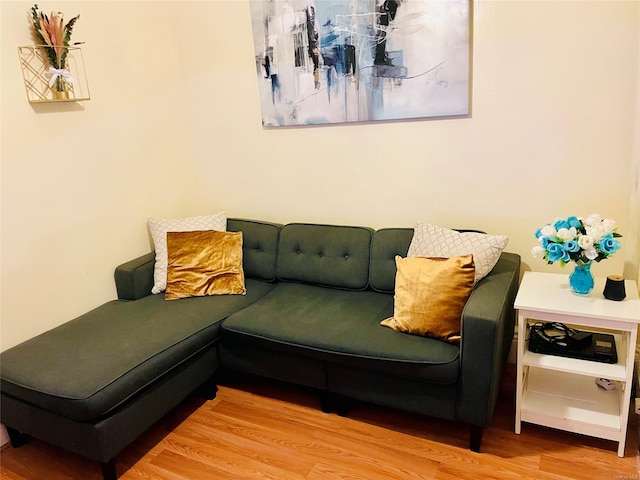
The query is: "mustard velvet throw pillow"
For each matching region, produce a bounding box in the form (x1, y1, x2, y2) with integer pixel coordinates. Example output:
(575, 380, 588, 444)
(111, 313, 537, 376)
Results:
(381, 255, 475, 344)
(148, 212, 227, 294)
(165, 230, 246, 300)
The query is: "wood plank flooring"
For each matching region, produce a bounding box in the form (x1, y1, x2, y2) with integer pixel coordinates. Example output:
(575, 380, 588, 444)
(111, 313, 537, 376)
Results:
(1, 364, 638, 479)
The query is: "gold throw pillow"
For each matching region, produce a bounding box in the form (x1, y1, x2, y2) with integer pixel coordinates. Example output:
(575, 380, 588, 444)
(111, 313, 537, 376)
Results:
(165, 230, 246, 300)
(380, 255, 475, 344)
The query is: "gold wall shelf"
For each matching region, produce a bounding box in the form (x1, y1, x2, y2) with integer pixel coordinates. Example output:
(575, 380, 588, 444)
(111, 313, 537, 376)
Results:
(18, 45, 90, 104)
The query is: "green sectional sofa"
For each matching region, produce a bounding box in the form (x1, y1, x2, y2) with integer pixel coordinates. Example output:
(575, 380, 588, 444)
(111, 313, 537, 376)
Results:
(0, 218, 520, 480)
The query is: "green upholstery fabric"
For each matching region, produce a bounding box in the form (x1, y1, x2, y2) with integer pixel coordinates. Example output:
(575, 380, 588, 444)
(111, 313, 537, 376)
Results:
(227, 218, 281, 282)
(277, 223, 373, 290)
(326, 364, 458, 420)
(0, 279, 275, 421)
(0, 345, 217, 464)
(221, 282, 460, 384)
(219, 342, 329, 389)
(457, 251, 521, 427)
(369, 228, 413, 293)
(114, 252, 155, 300)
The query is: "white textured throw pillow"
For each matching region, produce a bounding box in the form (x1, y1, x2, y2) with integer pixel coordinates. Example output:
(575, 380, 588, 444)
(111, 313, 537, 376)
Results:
(407, 223, 508, 283)
(148, 212, 227, 294)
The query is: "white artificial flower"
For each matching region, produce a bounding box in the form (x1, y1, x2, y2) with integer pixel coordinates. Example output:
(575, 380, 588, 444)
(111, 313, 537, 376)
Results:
(585, 213, 602, 226)
(556, 227, 577, 242)
(540, 225, 556, 238)
(531, 246, 546, 259)
(586, 224, 606, 242)
(601, 218, 616, 234)
(584, 247, 598, 260)
(578, 234, 594, 250)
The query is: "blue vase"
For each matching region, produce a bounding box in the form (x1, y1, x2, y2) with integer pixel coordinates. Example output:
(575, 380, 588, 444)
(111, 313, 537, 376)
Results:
(569, 262, 594, 296)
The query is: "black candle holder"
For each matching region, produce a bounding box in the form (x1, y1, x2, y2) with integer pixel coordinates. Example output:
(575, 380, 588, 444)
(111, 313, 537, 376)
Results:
(603, 275, 626, 301)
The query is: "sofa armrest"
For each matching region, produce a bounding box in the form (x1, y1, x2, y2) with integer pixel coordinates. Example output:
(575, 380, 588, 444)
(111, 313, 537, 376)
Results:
(114, 252, 156, 300)
(457, 251, 520, 427)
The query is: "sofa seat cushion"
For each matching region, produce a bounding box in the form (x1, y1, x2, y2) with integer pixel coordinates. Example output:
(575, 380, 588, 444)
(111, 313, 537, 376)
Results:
(0, 279, 276, 422)
(221, 283, 460, 384)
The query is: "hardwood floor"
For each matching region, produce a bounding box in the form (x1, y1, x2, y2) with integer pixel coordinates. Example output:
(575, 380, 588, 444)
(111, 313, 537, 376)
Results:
(1, 365, 638, 479)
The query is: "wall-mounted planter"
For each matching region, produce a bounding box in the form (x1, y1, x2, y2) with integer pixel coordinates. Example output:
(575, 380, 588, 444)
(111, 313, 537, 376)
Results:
(18, 45, 90, 103)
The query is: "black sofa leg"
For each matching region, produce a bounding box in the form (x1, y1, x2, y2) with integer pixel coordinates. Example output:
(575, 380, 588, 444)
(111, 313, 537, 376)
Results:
(6, 427, 29, 448)
(470, 425, 483, 453)
(101, 459, 117, 480)
(196, 375, 218, 400)
(321, 392, 352, 417)
(321, 392, 342, 414)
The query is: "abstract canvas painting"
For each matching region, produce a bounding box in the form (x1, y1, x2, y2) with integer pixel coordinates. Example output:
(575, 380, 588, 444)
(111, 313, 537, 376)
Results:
(249, 0, 471, 126)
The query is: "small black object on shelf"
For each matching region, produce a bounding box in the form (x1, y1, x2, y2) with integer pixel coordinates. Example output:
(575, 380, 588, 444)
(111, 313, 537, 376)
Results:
(603, 275, 626, 301)
(528, 322, 617, 364)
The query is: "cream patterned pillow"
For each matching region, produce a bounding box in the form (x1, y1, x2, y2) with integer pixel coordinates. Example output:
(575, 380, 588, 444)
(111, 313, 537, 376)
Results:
(148, 212, 227, 294)
(407, 222, 508, 283)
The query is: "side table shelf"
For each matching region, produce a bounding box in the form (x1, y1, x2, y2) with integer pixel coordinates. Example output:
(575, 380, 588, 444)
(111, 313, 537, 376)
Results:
(522, 333, 627, 380)
(522, 368, 622, 439)
(514, 272, 640, 457)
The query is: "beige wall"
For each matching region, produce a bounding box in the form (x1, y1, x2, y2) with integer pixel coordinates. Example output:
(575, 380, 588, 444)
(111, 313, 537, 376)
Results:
(1, 0, 639, 351)
(628, 0, 640, 287)
(1, 1, 199, 350)
(181, 0, 638, 267)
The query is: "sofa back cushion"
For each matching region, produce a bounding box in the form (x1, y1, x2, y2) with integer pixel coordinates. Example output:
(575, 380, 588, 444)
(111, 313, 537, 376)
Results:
(277, 223, 373, 290)
(227, 218, 281, 282)
(370, 227, 489, 293)
(370, 228, 414, 293)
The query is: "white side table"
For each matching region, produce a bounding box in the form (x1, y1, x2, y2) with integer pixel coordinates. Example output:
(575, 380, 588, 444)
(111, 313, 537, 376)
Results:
(514, 271, 640, 457)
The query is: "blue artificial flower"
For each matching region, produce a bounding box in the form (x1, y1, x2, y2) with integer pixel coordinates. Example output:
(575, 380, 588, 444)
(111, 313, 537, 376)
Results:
(565, 240, 580, 253)
(599, 234, 621, 255)
(533, 214, 622, 266)
(567, 216, 582, 229)
(540, 236, 550, 248)
(547, 243, 569, 263)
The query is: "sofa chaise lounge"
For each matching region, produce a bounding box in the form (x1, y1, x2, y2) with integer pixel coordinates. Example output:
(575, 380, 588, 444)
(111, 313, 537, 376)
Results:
(0, 218, 520, 480)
